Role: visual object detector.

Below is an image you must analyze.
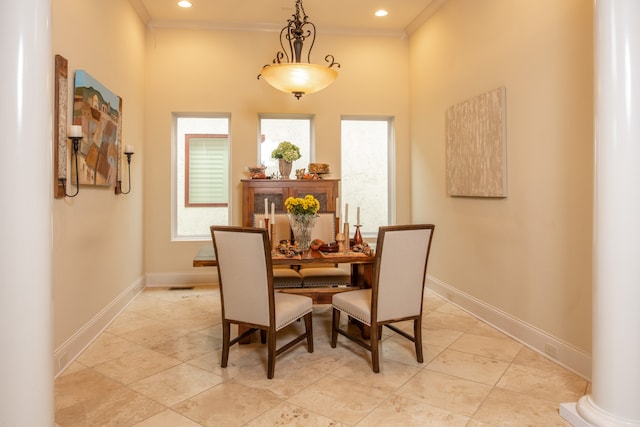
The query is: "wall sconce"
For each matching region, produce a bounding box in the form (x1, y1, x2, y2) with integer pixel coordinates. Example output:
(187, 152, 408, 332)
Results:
(115, 145, 134, 195)
(58, 125, 82, 197)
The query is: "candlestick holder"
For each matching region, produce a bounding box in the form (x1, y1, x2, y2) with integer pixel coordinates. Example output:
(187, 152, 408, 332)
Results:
(264, 217, 270, 232)
(353, 225, 363, 245)
(343, 222, 350, 250)
(59, 136, 81, 198)
(336, 232, 346, 252)
(270, 222, 277, 249)
(115, 151, 134, 194)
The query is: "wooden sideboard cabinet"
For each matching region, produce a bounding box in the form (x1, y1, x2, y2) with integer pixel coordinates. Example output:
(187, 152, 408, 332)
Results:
(241, 179, 340, 227)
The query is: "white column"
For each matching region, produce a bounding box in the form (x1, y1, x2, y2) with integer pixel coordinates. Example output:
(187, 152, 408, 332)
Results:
(0, 0, 54, 426)
(562, 0, 640, 426)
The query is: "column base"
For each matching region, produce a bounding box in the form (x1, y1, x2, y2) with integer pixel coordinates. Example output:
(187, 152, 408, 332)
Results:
(566, 395, 640, 427)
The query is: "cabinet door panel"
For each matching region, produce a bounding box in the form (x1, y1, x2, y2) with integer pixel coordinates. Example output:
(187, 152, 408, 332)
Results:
(242, 179, 339, 226)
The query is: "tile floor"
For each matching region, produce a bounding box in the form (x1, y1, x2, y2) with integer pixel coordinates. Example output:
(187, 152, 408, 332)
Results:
(55, 286, 589, 426)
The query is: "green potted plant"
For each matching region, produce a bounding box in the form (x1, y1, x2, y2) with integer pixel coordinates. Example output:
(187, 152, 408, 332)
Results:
(271, 141, 301, 178)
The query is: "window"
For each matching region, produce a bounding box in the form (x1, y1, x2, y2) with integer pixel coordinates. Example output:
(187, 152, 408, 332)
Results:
(259, 115, 312, 178)
(341, 117, 394, 237)
(174, 115, 230, 240)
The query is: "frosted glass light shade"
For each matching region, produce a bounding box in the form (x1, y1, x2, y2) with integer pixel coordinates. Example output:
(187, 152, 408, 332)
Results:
(261, 63, 338, 98)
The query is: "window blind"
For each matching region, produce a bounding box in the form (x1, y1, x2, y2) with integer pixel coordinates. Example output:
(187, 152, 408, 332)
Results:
(186, 134, 228, 206)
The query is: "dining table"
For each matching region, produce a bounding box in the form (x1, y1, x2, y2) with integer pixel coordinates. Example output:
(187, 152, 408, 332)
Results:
(193, 243, 376, 304)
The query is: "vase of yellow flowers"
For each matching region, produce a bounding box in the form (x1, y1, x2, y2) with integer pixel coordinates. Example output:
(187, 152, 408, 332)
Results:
(271, 141, 301, 179)
(285, 194, 320, 250)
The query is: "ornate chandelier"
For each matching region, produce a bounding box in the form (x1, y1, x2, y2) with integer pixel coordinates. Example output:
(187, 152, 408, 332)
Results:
(258, 0, 340, 100)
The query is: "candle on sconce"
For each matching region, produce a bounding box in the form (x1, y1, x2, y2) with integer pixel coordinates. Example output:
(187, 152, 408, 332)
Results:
(124, 144, 134, 154)
(344, 203, 349, 223)
(69, 125, 82, 138)
(357, 206, 360, 225)
(264, 198, 268, 217)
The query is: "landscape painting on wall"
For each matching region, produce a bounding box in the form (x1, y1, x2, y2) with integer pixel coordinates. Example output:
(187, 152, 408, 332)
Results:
(446, 87, 507, 198)
(73, 70, 121, 186)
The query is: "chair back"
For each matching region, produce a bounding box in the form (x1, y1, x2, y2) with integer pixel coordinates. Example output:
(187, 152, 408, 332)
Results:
(210, 226, 274, 327)
(311, 212, 337, 243)
(373, 224, 435, 322)
(252, 213, 292, 242)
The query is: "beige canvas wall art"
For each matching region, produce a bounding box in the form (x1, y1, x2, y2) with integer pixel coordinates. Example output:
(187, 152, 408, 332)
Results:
(446, 87, 507, 197)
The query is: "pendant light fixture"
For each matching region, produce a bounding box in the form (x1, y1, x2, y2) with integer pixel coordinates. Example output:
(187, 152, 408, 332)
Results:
(258, 0, 340, 100)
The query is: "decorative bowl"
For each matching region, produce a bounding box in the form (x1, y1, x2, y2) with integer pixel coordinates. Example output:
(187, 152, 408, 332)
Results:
(248, 165, 266, 179)
(319, 242, 339, 252)
(308, 163, 330, 174)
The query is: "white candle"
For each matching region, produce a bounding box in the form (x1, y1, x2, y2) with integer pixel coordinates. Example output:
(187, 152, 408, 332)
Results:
(69, 125, 82, 138)
(271, 202, 275, 225)
(345, 203, 349, 223)
(264, 198, 268, 217)
(357, 206, 360, 225)
(124, 144, 134, 154)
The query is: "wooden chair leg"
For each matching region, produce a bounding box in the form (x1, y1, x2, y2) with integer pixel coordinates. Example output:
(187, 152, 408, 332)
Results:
(414, 318, 424, 363)
(267, 328, 276, 379)
(331, 308, 340, 348)
(304, 312, 314, 353)
(221, 320, 231, 368)
(260, 329, 267, 344)
(370, 321, 380, 373)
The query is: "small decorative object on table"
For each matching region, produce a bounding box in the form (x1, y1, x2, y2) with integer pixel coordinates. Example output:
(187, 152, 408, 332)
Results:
(308, 163, 330, 179)
(285, 194, 320, 250)
(353, 225, 363, 245)
(295, 168, 306, 179)
(248, 165, 267, 179)
(308, 163, 330, 174)
(335, 232, 346, 252)
(319, 242, 340, 252)
(271, 141, 301, 179)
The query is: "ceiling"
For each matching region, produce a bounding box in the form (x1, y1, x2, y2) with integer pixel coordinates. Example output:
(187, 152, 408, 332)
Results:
(130, 0, 445, 36)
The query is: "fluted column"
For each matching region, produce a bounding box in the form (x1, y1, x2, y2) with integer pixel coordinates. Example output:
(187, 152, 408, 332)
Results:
(0, 0, 54, 425)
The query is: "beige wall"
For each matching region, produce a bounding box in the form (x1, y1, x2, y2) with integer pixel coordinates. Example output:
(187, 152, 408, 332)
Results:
(143, 28, 411, 275)
(52, 0, 146, 348)
(409, 0, 593, 352)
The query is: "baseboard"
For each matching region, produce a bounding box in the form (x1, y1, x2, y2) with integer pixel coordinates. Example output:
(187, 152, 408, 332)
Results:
(53, 276, 145, 377)
(427, 276, 592, 380)
(145, 271, 218, 287)
(560, 402, 595, 427)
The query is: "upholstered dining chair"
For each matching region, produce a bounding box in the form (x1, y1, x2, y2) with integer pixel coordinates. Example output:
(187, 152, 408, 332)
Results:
(210, 226, 314, 379)
(252, 213, 303, 288)
(331, 224, 435, 373)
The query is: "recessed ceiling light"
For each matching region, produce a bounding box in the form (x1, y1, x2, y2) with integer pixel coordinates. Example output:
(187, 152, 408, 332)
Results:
(375, 9, 388, 17)
(178, 1, 192, 8)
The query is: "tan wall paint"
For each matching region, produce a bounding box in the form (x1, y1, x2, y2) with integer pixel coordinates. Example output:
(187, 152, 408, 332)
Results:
(409, 0, 593, 351)
(143, 28, 411, 274)
(52, 0, 146, 348)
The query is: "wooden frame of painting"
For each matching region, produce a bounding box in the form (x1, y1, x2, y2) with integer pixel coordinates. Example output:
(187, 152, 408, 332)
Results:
(446, 87, 507, 198)
(53, 54, 68, 199)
